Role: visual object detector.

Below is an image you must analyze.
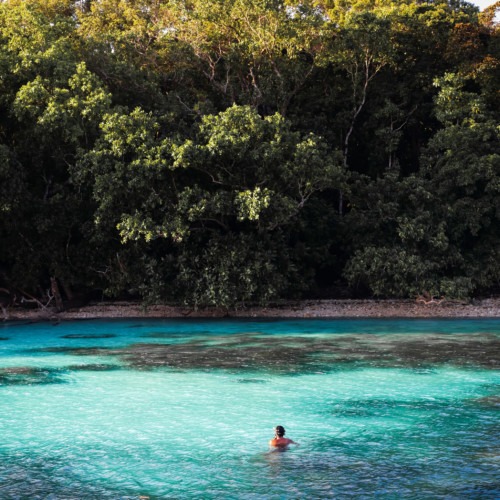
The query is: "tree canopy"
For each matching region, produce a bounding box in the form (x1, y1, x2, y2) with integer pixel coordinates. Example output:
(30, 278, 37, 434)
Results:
(1, 0, 498, 307)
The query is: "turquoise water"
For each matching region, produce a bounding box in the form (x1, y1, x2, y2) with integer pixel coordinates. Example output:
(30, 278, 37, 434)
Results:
(0, 318, 499, 499)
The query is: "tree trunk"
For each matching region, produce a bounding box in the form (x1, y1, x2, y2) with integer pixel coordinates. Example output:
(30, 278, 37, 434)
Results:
(61, 280, 74, 301)
(51, 277, 64, 312)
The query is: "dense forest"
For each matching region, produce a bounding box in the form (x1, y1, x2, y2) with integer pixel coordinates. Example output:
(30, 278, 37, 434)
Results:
(0, 0, 499, 309)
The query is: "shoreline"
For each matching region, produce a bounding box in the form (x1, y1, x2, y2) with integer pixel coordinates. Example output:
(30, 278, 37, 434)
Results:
(3, 298, 500, 321)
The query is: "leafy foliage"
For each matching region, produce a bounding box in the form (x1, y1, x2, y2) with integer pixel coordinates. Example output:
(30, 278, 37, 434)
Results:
(0, 0, 498, 306)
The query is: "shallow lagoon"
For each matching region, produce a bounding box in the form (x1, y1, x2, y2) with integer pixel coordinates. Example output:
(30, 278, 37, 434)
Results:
(0, 318, 499, 499)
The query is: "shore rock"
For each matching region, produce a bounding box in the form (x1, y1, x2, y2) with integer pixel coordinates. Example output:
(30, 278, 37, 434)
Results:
(3, 298, 500, 320)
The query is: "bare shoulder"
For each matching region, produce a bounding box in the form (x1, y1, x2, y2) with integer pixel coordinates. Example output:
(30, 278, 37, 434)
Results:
(269, 437, 297, 447)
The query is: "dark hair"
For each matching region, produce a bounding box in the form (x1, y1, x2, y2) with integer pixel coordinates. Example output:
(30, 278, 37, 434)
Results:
(274, 425, 285, 437)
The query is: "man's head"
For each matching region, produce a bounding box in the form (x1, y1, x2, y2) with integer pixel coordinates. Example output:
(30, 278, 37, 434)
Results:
(274, 425, 285, 437)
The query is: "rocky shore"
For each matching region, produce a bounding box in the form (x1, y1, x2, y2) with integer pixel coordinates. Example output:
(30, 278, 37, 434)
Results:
(4, 297, 500, 321)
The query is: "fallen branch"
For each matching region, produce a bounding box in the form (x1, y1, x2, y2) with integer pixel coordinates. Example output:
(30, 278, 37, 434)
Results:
(19, 289, 55, 311)
(416, 295, 445, 305)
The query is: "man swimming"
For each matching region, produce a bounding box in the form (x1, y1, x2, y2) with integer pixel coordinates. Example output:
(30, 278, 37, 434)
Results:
(269, 425, 298, 448)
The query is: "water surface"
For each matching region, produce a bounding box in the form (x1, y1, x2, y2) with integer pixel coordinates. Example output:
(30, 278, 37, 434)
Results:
(1, 318, 499, 498)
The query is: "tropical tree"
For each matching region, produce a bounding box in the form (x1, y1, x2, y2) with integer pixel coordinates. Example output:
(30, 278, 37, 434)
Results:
(77, 104, 345, 306)
(344, 72, 500, 298)
(0, 0, 113, 302)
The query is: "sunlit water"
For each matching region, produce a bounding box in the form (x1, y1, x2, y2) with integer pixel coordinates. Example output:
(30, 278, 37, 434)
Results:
(0, 318, 499, 499)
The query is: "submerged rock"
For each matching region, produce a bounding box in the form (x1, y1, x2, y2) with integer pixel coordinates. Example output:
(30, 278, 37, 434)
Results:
(236, 378, 268, 384)
(0, 366, 66, 386)
(469, 395, 500, 407)
(66, 363, 122, 371)
(61, 334, 116, 339)
(35, 331, 499, 373)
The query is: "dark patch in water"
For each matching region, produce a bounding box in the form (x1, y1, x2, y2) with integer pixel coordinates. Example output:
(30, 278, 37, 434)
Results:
(469, 395, 500, 407)
(0, 337, 9, 340)
(391, 334, 500, 369)
(144, 332, 262, 344)
(39, 346, 113, 355)
(30, 332, 500, 373)
(118, 342, 312, 373)
(1, 320, 37, 327)
(61, 334, 116, 339)
(455, 483, 500, 498)
(66, 364, 122, 371)
(236, 378, 267, 384)
(0, 366, 66, 386)
(0, 453, 141, 499)
(330, 398, 452, 418)
(142, 331, 201, 338)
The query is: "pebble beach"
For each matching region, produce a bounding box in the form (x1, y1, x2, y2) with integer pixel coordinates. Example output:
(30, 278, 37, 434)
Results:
(4, 297, 500, 320)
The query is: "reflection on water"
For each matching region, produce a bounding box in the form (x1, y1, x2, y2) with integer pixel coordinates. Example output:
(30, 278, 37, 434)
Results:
(0, 318, 499, 499)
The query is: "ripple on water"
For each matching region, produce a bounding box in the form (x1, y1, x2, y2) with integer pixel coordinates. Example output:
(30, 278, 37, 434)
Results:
(0, 453, 143, 500)
(0, 318, 498, 499)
